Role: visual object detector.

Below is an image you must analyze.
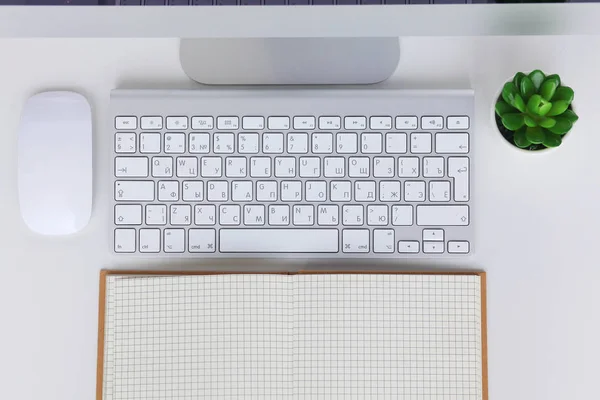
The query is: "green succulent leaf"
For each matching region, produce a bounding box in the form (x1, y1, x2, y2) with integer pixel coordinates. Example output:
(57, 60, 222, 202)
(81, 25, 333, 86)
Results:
(540, 75, 560, 101)
(528, 70, 546, 91)
(526, 126, 545, 144)
(520, 76, 536, 99)
(546, 100, 570, 117)
(539, 117, 556, 128)
(542, 131, 562, 148)
(524, 114, 537, 127)
(513, 127, 531, 149)
(495, 100, 515, 117)
(502, 82, 526, 112)
(527, 94, 552, 116)
(552, 86, 574, 104)
(502, 113, 525, 131)
(548, 116, 573, 135)
(562, 109, 579, 123)
(513, 72, 526, 89)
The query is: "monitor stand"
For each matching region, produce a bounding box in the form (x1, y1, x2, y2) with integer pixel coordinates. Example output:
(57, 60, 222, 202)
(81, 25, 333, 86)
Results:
(179, 37, 400, 85)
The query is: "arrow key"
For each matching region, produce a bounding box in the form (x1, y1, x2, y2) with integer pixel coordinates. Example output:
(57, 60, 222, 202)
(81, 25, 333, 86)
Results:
(398, 240, 420, 253)
(423, 241, 444, 254)
(448, 240, 470, 254)
(423, 229, 444, 241)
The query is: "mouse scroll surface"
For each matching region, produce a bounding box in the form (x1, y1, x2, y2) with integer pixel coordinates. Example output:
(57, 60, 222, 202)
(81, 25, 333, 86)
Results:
(18, 91, 92, 235)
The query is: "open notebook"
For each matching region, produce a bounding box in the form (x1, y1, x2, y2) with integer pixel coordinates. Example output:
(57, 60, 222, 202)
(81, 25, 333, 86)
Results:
(97, 271, 487, 400)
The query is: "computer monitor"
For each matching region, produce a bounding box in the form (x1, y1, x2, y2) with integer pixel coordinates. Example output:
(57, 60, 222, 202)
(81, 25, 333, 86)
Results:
(0, 1, 597, 84)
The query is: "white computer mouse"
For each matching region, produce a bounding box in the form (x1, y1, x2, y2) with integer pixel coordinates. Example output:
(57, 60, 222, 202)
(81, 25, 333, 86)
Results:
(18, 91, 92, 235)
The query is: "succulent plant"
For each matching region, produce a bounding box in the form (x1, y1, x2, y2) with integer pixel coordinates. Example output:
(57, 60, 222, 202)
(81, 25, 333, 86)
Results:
(495, 70, 578, 150)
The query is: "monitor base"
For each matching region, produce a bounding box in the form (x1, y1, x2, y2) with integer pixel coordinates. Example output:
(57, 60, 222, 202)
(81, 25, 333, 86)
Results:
(179, 37, 400, 85)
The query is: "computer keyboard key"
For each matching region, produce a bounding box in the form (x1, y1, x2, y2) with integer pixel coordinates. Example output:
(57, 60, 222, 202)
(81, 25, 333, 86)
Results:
(239, 133, 260, 154)
(115, 205, 143, 225)
(447, 116, 470, 130)
(168, 0, 191, 4)
(429, 181, 450, 202)
(226, 157, 248, 178)
(152, 157, 174, 177)
(194, 205, 216, 225)
(268, 205, 290, 225)
(114, 229, 136, 253)
(423, 157, 444, 177)
(373, 157, 394, 178)
(250, 157, 271, 178)
(115, 133, 136, 153)
(416, 205, 469, 226)
(115, 181, 155, 201)
(354, 181, 376, 202)
(410, 133, 432, 154)
(423, 241, 444, 253)
(170, 205, 192, 225)
(373, 229, 394, 253)
(317, 205, 339, 225)
(217, 116, 239, 130)
(349, 157, 369, 177)
(219, 205, 241, 225)
(361, 0, 382, 4)
(436, 133, 469, 154)
(324, 157, 345, 178)
(268, 116, 290, 130)
(176, 157, 198, 177)
(263, 133, 285, 154)
(164, 133, 185, 153)
(219, 229, 339, 252)
(166, 116, 188, 130)
(367, 205, 388, 226)
(243, 205, 266, 225)
(192, 0, 213, 4)
(158, 181, 180, 201)
(312, 133, 334, 154)
(306, 181, 327, 202)
(242, 116, 265, 130)
(395, 116, 418, 130)
(448, 240, 470, 254)
(385, 133, 407, 154)
(337, 132, 358, 154)
(342, 229, 370, 253)
(312, 0, 334, 5)
(330, 181, 351, 202)
(361, 133, 383, 154)
(281, 181, 302, 201)
(409, 0, 429, 3)
(232, 181, 253, 201)
(145, 0, 166, 4)
(288, 133, 309, 154)
(189, 133, 210, 154)
(214, 133, 235, 154)
(241, 0, 262, 4)
(398, 157, 419, 177)
(319, 116, 341, 130)
(421, 116, 443, 130)
(370, 116, 392, 130)
(448, 157, 469, 201)
(139, 229, 161, 253)
(207, 181, 228, 202)
(115, 157, 149, 177)
(391, 205, 413, 226)
(191, 116, 213, 130)
(293, 205, 315, 225)
(115, 116, 137, 130)
(422, 228, 444, 241)
(140, 116, 162, 130)
(385, 0, 406, 3)
(405, 181, 426, 202)
(264, 0, 286, 4)
(337, 0, 358, 3)
(344, 116, 367, 130)
(256, 181, 277, 201)
(379, 181, 401, 202)
(164, 229, 185, 252)
(188, 229, 216, 252)
(140, 133, 161, 153)
(146, 205, 167, 225)
(182, 181, 204, 201)
(398, 240, 419, 253)
(293, 116, 316, 130)
(342, 205, 364, 226)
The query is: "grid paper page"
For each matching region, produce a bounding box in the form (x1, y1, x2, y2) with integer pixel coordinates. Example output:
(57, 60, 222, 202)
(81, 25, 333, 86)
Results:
(293, 274, 482, 399)
(105, 275, 292, 399)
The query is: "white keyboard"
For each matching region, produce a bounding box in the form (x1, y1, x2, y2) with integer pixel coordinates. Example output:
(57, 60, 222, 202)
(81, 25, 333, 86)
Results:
(112, 89, 473, 257)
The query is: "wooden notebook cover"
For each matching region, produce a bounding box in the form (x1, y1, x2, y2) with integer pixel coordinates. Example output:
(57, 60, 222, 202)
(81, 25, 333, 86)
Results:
(96, 270, 488, 400)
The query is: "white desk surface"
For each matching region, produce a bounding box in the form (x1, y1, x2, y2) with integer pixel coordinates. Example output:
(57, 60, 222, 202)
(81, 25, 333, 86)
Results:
(0, 36, 599, 400)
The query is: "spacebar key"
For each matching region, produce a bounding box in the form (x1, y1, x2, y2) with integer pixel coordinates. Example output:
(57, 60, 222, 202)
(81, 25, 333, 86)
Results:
(220, 229, 339, 253)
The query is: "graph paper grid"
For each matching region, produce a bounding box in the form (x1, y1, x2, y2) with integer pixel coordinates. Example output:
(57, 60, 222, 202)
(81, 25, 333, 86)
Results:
(102, 274, 482, 400)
